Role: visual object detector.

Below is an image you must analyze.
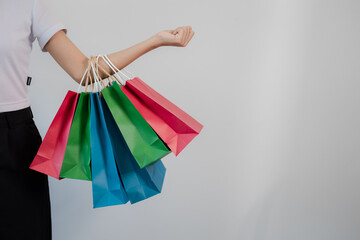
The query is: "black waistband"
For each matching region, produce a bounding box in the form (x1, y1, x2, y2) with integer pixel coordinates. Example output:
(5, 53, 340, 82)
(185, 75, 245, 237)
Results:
(0, 106, 34, 128)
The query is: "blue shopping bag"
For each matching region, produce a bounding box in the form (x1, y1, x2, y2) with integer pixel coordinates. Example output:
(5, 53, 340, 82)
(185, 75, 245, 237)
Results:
(90, 92, 129, 208)
(101, 96, 166, 204)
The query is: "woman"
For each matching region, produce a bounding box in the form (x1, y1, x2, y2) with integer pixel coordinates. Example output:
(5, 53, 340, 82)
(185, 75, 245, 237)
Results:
(0, 0, 194, 239)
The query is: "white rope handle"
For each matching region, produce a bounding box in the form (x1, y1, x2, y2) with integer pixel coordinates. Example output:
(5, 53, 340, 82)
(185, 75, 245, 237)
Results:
(103, 55, 131, 79)
(102, 54, 136, 82)
(95, 55, 102, 89)
(90, 57, 102, 92)
(96, 54, 112, 87)
(120, 66, 135, 79)
(76, 67, 89, 93)
(78, 55, 137, 93)
(100, 55, 127, 85)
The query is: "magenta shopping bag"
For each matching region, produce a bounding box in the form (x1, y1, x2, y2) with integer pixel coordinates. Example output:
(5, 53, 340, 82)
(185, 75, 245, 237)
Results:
(30, 91, 79, 179)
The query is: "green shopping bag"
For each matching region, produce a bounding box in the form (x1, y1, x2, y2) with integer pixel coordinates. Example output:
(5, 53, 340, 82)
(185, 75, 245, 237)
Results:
(59, 61, 93, 180)
(101, 81, 170, 168)
(59, 93, 91, 180)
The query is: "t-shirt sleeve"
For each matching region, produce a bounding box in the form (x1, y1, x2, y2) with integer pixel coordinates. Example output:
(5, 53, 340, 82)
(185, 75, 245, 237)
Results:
(31, 0, 68, 52)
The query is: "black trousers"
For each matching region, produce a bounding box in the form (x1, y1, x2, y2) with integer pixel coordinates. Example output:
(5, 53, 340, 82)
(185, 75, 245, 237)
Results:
(0, 106, 52, 240)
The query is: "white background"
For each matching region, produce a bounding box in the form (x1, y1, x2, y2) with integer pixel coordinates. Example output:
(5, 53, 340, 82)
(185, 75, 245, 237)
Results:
(29, 0, 360, 239)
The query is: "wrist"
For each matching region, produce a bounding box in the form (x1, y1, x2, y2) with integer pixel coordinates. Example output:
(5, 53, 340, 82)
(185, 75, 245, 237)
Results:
(146, 35, 163, 49)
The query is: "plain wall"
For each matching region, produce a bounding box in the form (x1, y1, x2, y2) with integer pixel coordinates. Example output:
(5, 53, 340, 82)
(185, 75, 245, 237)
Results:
(28, 0, 360, 239)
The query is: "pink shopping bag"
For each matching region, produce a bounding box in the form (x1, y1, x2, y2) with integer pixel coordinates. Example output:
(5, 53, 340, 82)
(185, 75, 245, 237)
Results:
(121, 77, 203, 156)
(29, 91, 79, 179)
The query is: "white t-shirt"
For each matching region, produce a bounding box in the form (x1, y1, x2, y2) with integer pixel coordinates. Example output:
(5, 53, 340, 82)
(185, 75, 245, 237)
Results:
(0, 0, 67, 112)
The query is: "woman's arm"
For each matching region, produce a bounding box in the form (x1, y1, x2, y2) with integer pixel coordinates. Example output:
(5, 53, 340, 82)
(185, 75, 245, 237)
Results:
(45, 26, 194, 85)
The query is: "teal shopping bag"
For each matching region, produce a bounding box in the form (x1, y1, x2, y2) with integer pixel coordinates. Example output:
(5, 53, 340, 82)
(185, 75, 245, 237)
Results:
(101, 96, 166, 204)
(90, 92, 128, 208)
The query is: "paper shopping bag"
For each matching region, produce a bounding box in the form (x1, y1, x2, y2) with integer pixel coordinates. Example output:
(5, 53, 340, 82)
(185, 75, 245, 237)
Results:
(29, 91, 79, 179)
(121, 77, 203, 156)
(60, 92, 91, 181)
(101, 96, 166, 204)
(101, 81, 170, 169)
(90, 92, 128, 208)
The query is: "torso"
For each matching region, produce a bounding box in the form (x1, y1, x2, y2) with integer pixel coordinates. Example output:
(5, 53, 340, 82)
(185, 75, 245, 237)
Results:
(0, 0, 34, 112)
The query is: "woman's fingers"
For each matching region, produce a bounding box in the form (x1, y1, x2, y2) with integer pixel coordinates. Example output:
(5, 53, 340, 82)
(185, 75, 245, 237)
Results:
(174, 26, 193, 47)
(184, 26, 194, 46)
(181, 27, 189, 46)
(184, 26, 191, 45)
(185, 30, 195, 46)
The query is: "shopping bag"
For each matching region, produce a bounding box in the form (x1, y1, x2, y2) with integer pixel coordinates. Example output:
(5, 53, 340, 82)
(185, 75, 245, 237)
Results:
(90, 91, 129, 208)
(101, 96, 166, 204)
(99, 76, 170, 169)
(101, 55, 203, 156)
(60, 56, 101, 181)
(29, 90, 79, 179)
(59, 92, 91, 181)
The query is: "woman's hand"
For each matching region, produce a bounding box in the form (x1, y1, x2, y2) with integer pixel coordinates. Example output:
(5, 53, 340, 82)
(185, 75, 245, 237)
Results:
(152, 26, 195, 48)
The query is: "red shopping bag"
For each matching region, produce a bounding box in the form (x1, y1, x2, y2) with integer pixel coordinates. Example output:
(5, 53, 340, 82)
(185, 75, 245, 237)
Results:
(121, 77, 203, 156)
(100, 55, 203, 156)
(29, 91, 79, 179)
